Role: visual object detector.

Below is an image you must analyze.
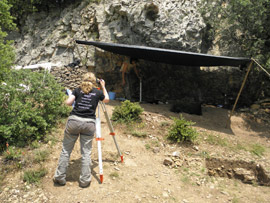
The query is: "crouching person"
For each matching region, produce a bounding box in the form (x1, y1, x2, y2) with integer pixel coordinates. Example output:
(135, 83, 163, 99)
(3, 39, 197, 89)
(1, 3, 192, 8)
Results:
(53, 72, 109, 188)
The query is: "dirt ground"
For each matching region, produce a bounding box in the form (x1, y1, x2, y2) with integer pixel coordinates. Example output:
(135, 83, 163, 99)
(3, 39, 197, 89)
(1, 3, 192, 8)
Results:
(1, 100, 270, 203)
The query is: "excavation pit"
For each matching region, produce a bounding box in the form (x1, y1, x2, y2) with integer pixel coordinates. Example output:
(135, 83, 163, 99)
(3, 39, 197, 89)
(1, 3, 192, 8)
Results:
(206, 158, 270, 186)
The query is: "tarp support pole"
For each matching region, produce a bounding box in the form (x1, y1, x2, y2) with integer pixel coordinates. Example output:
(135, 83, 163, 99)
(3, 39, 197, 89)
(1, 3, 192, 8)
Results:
(252, 58, 270, 78)
(226, 61, 254, 128)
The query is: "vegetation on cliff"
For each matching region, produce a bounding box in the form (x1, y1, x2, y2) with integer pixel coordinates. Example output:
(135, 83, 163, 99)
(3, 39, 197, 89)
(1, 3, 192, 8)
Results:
(201, 0, 270, 70)
(0, 0, 16, 82)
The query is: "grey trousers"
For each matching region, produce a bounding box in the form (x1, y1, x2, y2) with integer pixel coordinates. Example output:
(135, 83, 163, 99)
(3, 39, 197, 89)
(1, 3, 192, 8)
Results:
(54, 116, 95, 186)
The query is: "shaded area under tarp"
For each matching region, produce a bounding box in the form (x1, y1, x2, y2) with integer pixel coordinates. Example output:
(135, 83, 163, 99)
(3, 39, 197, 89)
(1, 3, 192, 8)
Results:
(75, 40, 251, 67)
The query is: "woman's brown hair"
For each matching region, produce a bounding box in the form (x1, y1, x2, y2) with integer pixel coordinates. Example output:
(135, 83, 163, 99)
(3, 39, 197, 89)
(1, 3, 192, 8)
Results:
(80, 72, 97, 94)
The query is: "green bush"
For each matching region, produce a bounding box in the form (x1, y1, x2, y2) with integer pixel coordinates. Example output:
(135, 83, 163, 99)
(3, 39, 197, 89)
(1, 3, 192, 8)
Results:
(0, 69, 69, 149)
(111, 100, 144, 123)
(167, 115, 198, 143)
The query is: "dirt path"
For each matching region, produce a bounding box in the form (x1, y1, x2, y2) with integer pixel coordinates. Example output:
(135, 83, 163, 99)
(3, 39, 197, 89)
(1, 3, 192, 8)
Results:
(1, 101, 270, 203)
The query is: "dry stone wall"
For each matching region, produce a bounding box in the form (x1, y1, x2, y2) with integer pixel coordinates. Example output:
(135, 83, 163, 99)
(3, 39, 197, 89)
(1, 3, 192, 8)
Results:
(50, 66, 88, 90)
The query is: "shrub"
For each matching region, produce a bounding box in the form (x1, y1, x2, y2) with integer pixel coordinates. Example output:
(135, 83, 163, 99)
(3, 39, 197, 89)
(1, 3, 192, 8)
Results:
(3, 145, 23, 161)
(0, 69, 69, 149)
(167, 115, 198, 143)
(111, 100, 144, 123)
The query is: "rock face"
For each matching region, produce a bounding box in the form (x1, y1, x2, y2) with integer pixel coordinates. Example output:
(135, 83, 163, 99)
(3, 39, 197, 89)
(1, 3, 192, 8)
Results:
(11, 0, 205, 107)
(13, 0, 205, 68)
(96, 0, 205, 51)
(9, 0, 270, 113)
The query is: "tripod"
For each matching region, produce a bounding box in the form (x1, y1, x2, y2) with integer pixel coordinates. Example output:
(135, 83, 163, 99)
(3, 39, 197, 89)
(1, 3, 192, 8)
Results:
(96, 101, 123, 183)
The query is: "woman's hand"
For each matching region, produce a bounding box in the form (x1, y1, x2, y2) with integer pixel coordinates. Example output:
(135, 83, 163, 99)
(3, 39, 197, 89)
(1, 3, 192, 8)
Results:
(99, 79, 105, 88)
(99, 79, 109, 103)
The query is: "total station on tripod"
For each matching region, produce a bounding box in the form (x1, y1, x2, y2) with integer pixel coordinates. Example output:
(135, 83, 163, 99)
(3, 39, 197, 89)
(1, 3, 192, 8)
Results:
(96, 78, 104, 85)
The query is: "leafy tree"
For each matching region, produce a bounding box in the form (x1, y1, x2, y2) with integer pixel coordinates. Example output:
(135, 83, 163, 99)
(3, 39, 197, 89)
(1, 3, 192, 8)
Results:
(0, 0, 16, 82)
(8, 0, 80, 25)
(200, 0, 270, 69)
(7, 0, 37, 25)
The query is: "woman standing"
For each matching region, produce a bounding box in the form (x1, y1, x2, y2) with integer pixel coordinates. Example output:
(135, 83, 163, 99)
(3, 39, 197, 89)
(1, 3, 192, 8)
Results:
(53, 72, 109, 188)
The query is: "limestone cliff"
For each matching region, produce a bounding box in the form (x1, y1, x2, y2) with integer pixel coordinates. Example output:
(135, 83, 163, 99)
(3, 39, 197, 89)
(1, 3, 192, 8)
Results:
(12, 0, 205, 68)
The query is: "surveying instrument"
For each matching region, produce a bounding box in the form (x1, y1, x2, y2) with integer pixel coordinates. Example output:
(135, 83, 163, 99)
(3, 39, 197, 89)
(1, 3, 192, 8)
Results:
(95, 101, 123, 183)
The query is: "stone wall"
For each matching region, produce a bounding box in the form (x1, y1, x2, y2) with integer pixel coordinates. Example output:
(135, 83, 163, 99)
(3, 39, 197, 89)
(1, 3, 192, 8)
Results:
(50, 66, 88, 90)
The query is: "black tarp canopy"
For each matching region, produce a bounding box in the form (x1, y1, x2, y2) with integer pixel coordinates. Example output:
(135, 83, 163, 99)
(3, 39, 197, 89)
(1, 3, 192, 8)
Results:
(75, 40, 251, 67)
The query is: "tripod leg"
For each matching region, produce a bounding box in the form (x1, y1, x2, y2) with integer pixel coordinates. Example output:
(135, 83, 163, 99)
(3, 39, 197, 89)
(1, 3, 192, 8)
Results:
(100, 102, 124, 163)
(96, 117, 104, 183)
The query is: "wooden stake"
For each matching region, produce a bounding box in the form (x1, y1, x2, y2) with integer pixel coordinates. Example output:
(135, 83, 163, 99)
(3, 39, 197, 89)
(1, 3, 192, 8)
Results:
(226, 60, 254, 128)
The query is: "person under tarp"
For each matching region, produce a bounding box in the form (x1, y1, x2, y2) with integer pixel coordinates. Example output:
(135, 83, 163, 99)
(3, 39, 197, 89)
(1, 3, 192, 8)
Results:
(120, 57, 141, 101)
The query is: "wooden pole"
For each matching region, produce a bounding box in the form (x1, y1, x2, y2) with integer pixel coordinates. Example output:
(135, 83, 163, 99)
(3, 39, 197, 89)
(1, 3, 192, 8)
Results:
(252, 58, 270, 78)
(226, 60, 254, 128)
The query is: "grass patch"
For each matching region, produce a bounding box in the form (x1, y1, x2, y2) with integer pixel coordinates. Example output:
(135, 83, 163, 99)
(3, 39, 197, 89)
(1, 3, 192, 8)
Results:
(151, 140, 160, 147)
(145, 144, 151, 150)
(109, 172, 119, 179)
(170, 196, 178, 202)
(181, 175, 190, 183)
(202, 133, 267, 158)
(250, 144, 265, 157)
(145, 140, 160, 150)
(160, 121, 170, 127)
(182, 167, 189, 173)
(131, 131, 147, 138)
(232, 195, 240, 203)
(201, 167, 206, 174)
(30, 140, 41, 149)
(34, 150, 50, 163)
(135, 122, 146, 129)
(44, 134, 59, 147)
(204, 133, 228, 147)
(198, 151, 210, 159)
(235, 142, 248, 151)
(23, 168, 47, 184)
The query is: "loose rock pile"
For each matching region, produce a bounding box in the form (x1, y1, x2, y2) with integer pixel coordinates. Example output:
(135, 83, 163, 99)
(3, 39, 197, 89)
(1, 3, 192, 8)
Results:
(50, 65, 88, 90)
(240, 98, 270, 125)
